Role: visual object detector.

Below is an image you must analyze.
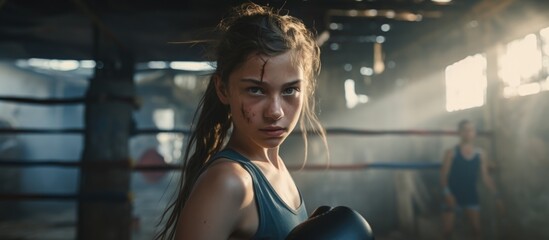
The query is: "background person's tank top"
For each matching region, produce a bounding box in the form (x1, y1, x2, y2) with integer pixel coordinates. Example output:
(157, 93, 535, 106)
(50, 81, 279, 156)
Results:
(448, 145, 481, 205)
(209, 149, 308, 240)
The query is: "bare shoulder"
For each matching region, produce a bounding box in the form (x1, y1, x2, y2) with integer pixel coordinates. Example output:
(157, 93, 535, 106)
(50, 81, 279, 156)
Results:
(193, 159, 253, 201)
(201, 159, 252, 183)
(444, 148, 455, 159)
(177, 159, 255, 239)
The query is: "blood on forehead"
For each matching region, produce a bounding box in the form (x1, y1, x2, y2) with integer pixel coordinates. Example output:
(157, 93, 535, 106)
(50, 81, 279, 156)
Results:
(259, 57, 269, 82)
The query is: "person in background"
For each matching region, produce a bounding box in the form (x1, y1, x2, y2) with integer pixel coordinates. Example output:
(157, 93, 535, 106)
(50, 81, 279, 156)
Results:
(440, 119, 504, 240)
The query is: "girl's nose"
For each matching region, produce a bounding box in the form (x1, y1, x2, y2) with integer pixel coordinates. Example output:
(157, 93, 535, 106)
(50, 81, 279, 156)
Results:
(265, 96, 284, 121)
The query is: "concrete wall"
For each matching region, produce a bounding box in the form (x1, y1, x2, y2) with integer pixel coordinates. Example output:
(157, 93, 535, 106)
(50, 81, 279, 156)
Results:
(493, 93, 549, 239)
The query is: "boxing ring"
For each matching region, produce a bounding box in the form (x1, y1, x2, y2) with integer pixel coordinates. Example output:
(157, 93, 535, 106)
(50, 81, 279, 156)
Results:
(0, 95, 496, 239)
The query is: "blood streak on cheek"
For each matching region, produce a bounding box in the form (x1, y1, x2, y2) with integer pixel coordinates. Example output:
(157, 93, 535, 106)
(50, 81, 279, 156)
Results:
(240, 103, 255, 124)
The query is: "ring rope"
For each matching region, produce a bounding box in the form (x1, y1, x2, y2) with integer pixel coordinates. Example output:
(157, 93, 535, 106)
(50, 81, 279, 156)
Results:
(0, 127, 492, 137)
(0, 192, 132, 202)
(0, 159, 441, 171)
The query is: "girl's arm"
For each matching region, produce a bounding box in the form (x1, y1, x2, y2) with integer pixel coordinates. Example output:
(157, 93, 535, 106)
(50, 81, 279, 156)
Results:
(175, 161, 253, 240)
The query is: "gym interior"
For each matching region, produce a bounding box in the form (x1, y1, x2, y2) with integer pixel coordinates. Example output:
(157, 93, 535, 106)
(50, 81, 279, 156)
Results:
(0, 0, 548, 239)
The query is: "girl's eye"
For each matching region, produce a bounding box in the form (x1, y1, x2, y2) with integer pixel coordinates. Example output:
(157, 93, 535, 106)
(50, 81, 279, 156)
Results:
(247, 87, 264, 95)
(282, 87, 300, 96)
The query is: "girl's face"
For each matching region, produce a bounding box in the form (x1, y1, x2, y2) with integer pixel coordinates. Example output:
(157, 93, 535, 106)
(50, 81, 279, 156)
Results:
(216, 51, 304, 149)
(459, 122, 477, 142)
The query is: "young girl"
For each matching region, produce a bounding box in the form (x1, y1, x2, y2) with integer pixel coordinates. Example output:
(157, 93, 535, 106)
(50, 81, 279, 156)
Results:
(155, 3, 327, 239)
(440, 119, 503, 240)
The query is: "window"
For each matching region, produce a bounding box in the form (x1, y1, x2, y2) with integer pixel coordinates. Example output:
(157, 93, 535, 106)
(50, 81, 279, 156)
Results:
(539, 27, 549, 66)
(539, 27, 549, 92)
(445, 54, 487, 112)
(499, 33, 545, 98)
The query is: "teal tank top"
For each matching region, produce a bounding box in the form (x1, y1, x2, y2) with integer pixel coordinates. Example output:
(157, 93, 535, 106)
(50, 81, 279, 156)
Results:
(210, 149, 308, 240)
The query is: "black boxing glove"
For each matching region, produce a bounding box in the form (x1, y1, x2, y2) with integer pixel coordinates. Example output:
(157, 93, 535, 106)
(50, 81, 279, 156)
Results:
(286, 206, 374, 240)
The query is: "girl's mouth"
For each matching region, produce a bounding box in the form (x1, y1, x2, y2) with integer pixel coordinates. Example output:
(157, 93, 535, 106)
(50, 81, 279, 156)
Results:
(259, 127, 287, 137)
